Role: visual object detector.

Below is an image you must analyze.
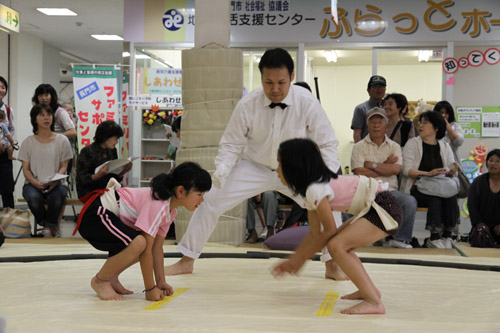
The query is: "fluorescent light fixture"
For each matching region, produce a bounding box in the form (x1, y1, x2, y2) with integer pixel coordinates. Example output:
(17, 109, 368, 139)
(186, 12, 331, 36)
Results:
(37, 8, 77, 16)
(135, 54, 150, 59)
(323, 50, 338, 63)
(122, 52, 130, 57)
(418, 50, 432, 62)
(91, 34, 123, 41)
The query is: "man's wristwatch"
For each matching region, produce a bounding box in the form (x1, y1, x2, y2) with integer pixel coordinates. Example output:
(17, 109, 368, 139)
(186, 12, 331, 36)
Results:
(371, 162, 378, 170)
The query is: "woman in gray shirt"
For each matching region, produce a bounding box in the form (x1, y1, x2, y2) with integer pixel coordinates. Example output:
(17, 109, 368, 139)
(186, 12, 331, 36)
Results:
(18, 104, 73, 237)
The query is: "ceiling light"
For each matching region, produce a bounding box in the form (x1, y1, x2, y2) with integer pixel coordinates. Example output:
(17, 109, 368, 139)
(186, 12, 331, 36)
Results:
(91, 34, 123, 41)
(135, 54, 150, 59)
(37, 8, 77, 16)
(122, 52, 130, 57)
(418, 50, 432, 62)
(323, 50, 338, 63)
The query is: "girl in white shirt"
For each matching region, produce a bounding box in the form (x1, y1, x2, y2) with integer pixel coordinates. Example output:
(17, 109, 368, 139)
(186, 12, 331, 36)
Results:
(272, 138, 402, 315)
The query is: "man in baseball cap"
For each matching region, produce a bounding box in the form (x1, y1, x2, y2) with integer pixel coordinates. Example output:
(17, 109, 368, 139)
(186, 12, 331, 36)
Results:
(351, 105, 417, 249)
(351, 75, 387, 143)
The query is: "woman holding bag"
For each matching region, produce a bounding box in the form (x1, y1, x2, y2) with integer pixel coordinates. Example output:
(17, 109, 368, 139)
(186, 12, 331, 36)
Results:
(434, 101, 469, 197)
(467, 149, 500, 247)
(400, 111, 459, 249)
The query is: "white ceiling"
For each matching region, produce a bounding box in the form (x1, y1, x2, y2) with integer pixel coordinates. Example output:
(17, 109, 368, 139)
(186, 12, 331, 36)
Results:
(5, 0, 124, 68)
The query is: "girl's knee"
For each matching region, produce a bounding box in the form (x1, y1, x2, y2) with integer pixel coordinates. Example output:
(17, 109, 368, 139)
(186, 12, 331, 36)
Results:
(328, 238, 348, 256)
(130, 235, 147, 253)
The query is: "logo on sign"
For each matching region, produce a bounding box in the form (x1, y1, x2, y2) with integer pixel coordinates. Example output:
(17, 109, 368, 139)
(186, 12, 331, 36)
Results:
(163, 9, 184, 31)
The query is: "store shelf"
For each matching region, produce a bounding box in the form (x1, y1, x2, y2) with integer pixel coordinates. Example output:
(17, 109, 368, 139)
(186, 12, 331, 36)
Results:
(140, 107, 181, 187)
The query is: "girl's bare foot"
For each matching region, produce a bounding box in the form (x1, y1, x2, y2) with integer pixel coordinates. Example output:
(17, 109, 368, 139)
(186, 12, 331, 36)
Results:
(165, 257, 194, 276)
(341, 300, 385, 315)
(110, 277, 133, 295)
(91, 276, 124, 300)
(325, 261, 349, 281)
(341, 288, 381, 300)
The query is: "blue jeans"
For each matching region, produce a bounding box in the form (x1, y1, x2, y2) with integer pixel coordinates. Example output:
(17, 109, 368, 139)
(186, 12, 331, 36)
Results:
(23, 183, 68, 228)
(390, 190, 417, 242)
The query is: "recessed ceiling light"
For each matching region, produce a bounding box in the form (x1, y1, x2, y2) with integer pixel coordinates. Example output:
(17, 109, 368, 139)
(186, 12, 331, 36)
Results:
(91, 34, 123, 41)
(37, 8, 77, 16)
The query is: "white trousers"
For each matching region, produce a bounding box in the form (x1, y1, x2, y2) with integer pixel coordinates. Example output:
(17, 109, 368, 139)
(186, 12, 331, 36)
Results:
(177, 158, 342, 261)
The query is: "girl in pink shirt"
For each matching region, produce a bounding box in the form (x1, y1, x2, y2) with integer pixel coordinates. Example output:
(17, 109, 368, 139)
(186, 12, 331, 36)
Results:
(272, 138, 401, 315)
(76, 162, 211, 301)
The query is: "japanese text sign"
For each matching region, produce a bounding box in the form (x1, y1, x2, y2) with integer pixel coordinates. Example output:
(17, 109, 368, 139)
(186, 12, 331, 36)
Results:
(72, 66, 119, 150)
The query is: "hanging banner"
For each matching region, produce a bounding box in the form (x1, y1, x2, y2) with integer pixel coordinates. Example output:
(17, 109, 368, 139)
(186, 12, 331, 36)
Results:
(121, 70, 130, 157)
(136, 68, 182, 95)
(124, 0, 500, 43)
(72, 66, 119, 151)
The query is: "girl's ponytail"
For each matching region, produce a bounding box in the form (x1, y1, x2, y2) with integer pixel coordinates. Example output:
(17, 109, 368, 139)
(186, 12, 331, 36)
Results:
(151, 173, 174, 200)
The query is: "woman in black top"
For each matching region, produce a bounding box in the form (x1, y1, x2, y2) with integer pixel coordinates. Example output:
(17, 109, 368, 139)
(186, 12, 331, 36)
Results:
(76, 121, 131, 199)
(468, 149, 500, 245)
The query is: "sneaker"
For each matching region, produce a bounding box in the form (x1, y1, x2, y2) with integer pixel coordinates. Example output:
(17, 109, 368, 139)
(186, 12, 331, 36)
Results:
(425, 238, 446, 249)
(443, 237, 453, 249)
(386, 239, 413, 249)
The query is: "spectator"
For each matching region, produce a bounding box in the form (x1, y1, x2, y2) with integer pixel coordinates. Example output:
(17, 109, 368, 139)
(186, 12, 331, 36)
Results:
(400, 111, 458, 249)
(467, 149, 500, 246)
(76, 120, 131, 199)
(434, 101, 465, 235)
(351, 107, 416, 248)
(351, 75, 386, 143)
(166, 116, 181, 160)
(383, 93, 415, 147)
(0, 76, 15, 208)
(18, 104, 73, 237)
(32, 84, 77, 140)
(246, 191, 279, 243)
(0, 110, 15, 160)
(434, 101, 464, 172)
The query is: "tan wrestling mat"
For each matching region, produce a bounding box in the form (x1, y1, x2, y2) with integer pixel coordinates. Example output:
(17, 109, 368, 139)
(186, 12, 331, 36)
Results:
(1, 241, 499, 332)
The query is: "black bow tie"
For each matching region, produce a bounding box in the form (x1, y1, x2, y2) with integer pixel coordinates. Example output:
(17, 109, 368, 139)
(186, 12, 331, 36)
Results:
(269, 102, 287, 109)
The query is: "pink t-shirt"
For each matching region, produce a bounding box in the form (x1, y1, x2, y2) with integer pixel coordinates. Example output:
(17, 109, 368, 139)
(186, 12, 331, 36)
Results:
(305, 176, 383, 212)
(117, 187, 176, 238)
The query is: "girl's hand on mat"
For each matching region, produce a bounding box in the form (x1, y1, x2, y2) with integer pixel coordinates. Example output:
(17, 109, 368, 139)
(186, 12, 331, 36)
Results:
(157, 281, 174, 296)
(146, 287, 165, 301)
(271, 259, 302, 278)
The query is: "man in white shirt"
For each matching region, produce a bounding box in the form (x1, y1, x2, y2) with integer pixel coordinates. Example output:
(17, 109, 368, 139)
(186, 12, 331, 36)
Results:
(351, 107, 417, 248)
(165, 48, 342, 277)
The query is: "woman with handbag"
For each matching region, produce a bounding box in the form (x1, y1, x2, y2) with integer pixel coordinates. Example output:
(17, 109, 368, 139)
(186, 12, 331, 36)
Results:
(400, 111, 459, 249)
(467, 149, 500, 247)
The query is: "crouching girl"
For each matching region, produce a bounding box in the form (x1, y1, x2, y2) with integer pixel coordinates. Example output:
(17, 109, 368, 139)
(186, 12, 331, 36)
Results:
(272, 138, 401, 315)
(74, 162, 211, 301)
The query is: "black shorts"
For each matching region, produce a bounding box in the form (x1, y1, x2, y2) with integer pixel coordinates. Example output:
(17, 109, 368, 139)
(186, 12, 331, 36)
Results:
(78, 196, 141, 257)
(362, 191, 402, 237)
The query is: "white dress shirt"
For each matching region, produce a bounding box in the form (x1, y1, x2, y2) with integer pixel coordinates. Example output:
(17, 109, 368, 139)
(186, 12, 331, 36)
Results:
(215, 85, 340, 172)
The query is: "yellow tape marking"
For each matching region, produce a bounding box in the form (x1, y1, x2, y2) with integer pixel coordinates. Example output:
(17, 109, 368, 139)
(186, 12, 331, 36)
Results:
(316, 292, 339, 316)
(143, 288, 190, 310)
